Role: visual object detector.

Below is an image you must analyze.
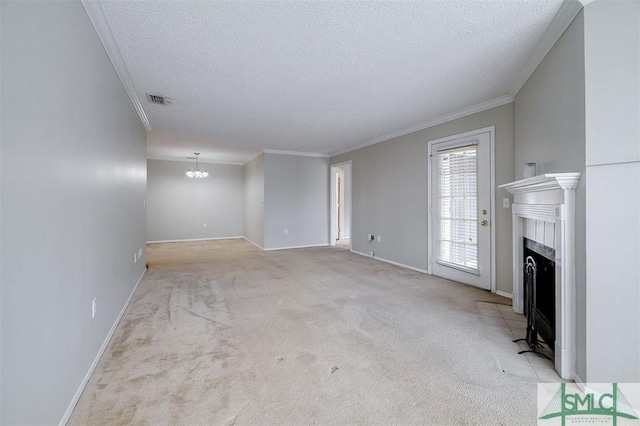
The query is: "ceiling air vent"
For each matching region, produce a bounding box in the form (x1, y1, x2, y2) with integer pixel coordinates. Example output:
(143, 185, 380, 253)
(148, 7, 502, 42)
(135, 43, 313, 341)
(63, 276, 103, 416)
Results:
(146, 94, 170, 105)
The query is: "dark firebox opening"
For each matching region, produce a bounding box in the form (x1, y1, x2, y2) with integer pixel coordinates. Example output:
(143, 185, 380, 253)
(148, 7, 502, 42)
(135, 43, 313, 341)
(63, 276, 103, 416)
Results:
(524, 237, 556, 350)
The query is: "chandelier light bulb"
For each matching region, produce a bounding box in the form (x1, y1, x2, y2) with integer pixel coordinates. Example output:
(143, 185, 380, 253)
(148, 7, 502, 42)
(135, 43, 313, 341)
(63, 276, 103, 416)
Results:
(185, 153, 208, 178)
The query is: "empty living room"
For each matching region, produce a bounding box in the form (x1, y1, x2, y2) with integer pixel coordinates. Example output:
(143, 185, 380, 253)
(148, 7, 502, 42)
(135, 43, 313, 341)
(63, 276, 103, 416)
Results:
(1, 0, 639, 424)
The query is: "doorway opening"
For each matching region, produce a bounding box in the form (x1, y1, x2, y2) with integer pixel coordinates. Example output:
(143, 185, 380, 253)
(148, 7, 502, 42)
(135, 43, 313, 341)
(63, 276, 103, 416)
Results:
(330, 161, 352, 249)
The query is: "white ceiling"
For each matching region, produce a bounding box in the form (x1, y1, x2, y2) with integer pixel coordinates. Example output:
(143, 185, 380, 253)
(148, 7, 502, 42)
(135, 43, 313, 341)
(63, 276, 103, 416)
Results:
(91, 0, 571, 164)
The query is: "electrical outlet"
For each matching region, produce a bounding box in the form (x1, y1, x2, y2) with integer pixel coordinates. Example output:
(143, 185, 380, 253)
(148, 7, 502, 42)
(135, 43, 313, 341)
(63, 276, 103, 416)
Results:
(503, 198, 510, 208)
(203, 223, 207, 228)
(92, 298, 97, 318)
(368, 234, 374, 242)
(284, 228, 288, 235)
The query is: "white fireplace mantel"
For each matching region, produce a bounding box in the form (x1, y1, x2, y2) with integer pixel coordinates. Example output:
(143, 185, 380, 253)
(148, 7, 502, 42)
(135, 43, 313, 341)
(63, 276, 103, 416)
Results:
(499, 173, 581, 194)
(499, 172, 581, 380)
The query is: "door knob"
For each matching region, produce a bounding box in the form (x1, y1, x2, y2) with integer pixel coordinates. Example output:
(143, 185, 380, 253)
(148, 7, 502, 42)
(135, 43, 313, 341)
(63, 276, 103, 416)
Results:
(481, 220, 489, 227)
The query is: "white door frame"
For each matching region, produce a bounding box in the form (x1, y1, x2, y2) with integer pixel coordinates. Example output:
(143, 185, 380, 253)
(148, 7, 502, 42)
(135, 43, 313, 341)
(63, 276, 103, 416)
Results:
(330, 161, 352, 248)
(427, 126, 496, 293)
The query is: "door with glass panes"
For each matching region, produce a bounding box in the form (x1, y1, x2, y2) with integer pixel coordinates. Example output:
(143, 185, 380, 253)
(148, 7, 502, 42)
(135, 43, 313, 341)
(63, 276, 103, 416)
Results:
(429, 130, 491, 290)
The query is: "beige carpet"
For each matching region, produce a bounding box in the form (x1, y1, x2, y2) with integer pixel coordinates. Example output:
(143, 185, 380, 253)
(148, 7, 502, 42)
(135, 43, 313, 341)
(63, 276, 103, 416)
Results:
(70, 239, 539, 425)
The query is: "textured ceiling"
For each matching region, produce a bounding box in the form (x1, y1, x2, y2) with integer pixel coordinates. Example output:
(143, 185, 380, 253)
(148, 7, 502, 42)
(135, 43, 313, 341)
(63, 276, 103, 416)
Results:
(98, 0, 566, 163)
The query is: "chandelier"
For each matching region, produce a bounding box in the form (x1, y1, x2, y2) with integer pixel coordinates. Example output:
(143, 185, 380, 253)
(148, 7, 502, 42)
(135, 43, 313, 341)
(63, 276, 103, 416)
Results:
(185, 153, 209, 178)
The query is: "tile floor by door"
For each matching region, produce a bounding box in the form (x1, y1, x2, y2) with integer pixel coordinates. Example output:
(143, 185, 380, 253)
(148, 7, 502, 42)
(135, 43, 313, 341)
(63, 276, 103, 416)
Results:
(477, 301, 570, 383)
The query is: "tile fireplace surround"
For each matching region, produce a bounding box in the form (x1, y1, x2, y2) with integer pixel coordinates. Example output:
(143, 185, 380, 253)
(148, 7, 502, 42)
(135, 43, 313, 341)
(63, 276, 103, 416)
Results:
(499, 173, 581, 380)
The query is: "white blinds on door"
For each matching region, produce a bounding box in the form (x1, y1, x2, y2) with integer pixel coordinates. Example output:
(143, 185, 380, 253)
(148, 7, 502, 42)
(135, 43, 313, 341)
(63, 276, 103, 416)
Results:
(436, 144, 478, 272)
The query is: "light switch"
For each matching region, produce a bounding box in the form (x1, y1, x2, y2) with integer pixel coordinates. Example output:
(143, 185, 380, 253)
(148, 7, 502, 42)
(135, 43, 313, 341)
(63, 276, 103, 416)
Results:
(503, 198, 510, 208)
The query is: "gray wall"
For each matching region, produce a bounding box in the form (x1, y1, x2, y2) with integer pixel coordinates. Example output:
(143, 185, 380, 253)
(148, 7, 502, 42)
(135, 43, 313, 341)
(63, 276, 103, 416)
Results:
(584, 0, 639, 382)
(243, 154, 265, 247)
(514, 12, 587, 381)
(1, 1, 147, 424)
(264, 154, 330, 249)
(331, 103, 515, 294)
(147, 160, 244, 242)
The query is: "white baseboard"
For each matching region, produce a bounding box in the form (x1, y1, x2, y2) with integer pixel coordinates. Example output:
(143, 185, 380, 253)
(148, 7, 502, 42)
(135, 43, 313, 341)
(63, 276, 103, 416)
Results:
(496, 291, 513, 299)
(59, 269, 146, 426)
(351, 251, 510, 296)
(264, 243, 330, 251)
(351, 250, 429, 274)
(573, 373, 585, 390)
(243, 238, 330, 252)
(146, 236, 244, 244)
(350, 249, 374, 259)
(242, 237, 264, 250)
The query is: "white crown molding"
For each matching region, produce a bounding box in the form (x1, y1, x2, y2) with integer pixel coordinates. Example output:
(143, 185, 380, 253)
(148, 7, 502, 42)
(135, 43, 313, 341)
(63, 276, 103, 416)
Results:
(508, 0, 583, 97)
(81, 0, 151, 131)
(262, 149, 329, 158)
(147, 154, 244, 166)
(331, 95, 513, 157)
(243, 149, 329, 165)
(243, 150, 265, 165)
